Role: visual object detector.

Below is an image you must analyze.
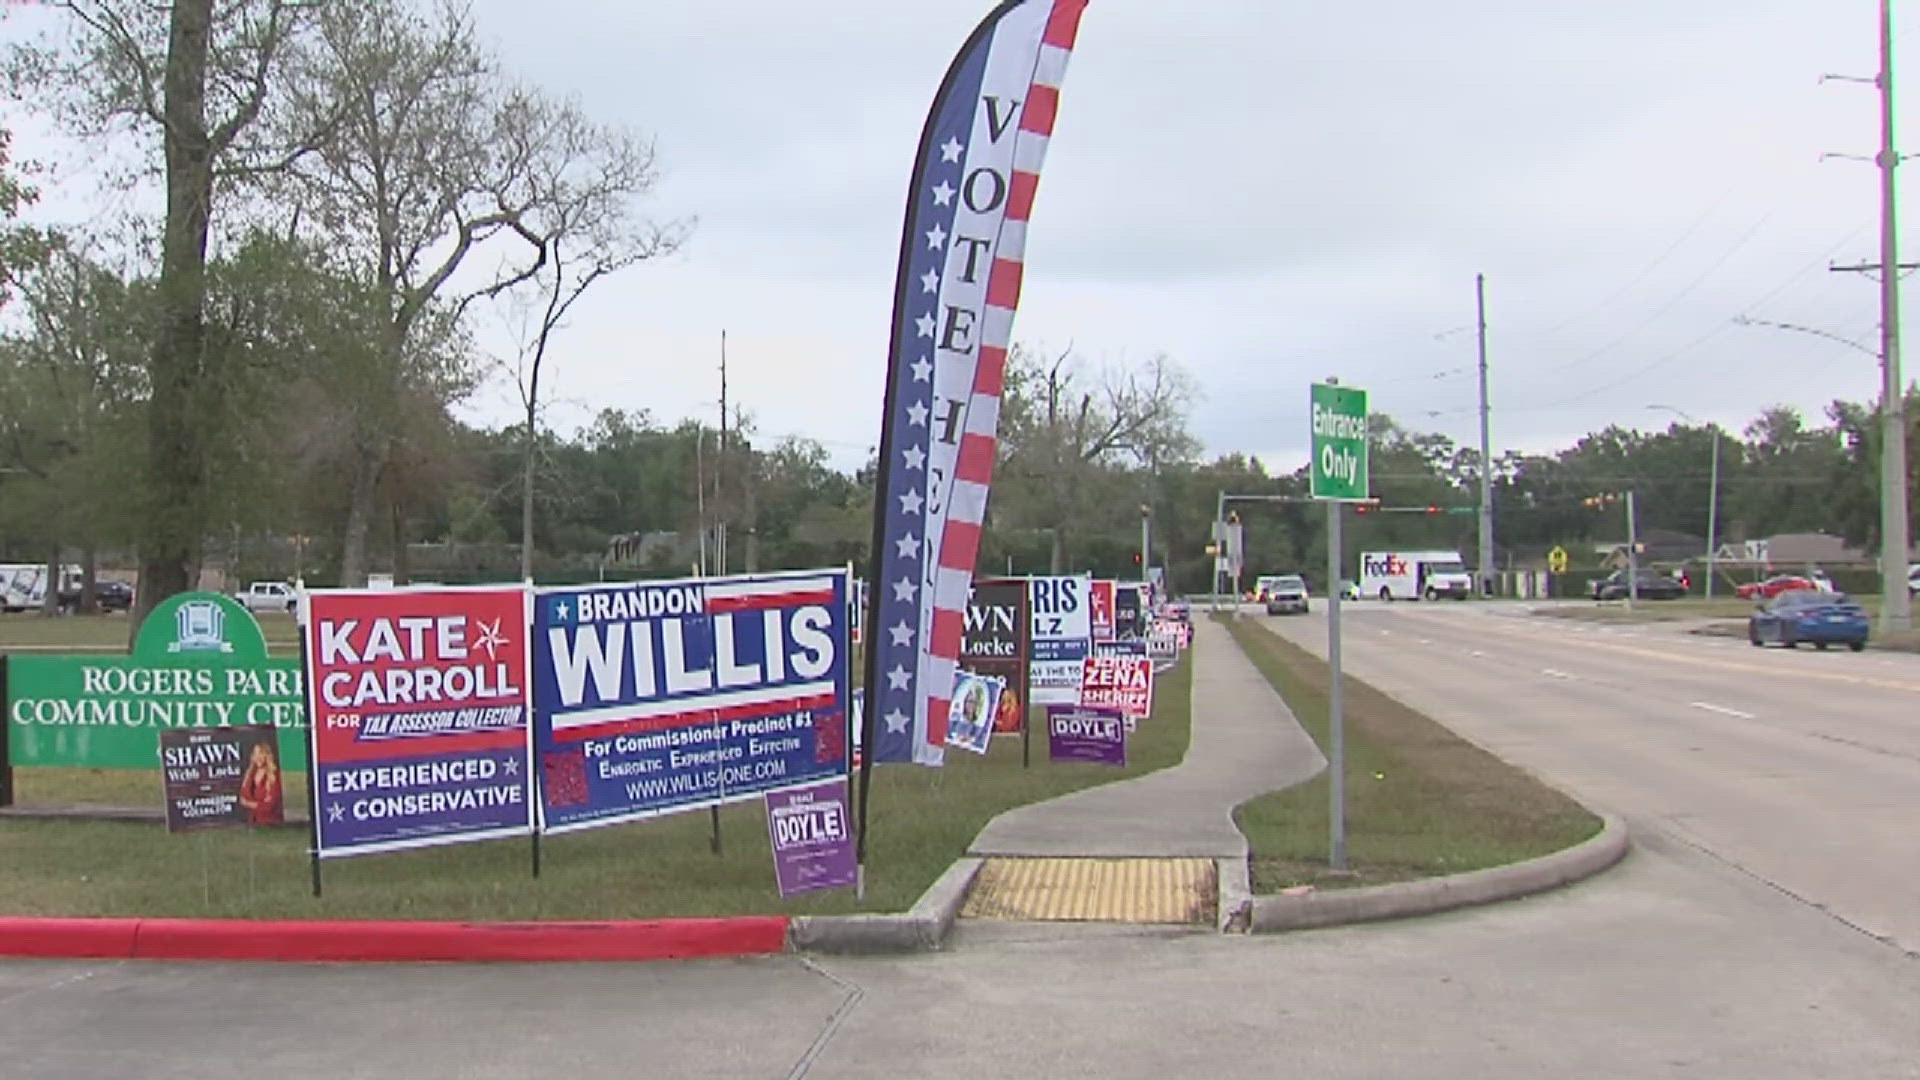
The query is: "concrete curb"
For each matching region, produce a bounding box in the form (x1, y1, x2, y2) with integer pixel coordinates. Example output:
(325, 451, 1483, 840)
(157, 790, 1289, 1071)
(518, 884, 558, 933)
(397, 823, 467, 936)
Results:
(0, 859, 986, 963)
(1215, 857, 1252, 932)
(787, 857, 982, 954)
(1248, 812, 1630, 933)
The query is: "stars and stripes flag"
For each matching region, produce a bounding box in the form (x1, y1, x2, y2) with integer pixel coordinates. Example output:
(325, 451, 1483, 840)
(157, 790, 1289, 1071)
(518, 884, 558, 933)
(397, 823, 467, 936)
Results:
(865, 0, 1089, 766)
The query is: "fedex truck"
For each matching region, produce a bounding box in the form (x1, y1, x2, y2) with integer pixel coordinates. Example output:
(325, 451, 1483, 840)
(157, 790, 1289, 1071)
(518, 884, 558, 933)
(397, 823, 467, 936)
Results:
(1359, 551, 1474, 601)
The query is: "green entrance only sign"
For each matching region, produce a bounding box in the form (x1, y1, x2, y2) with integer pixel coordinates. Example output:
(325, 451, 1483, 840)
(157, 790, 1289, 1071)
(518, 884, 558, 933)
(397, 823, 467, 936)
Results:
(1309, 382, 1369, 501)
(5, 592, 307, 771)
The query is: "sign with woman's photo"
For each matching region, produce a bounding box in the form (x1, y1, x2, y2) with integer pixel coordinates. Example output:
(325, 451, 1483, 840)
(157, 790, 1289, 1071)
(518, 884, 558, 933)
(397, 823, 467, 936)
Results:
(944, 672, 1005, 755)
(158, 725, 285, 832)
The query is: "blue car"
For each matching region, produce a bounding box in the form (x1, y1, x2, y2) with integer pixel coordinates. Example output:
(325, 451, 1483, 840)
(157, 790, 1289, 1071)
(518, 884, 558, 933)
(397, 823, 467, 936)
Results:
(1748, 590, 1870, 651)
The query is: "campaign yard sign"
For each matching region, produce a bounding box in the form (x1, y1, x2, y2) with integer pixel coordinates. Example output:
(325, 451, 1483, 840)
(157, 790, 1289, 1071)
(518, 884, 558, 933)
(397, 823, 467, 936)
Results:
(1045, 705, 1127, 767)
(159, 724, 284, 832)
(6, 592, 307, 771)
(765, 779, 856, 897)
(1094, 640, 1147, 659)
(1147, 621, 1183, 665)
(962, 579, 1031, 735)
(1080, 654, 1153, 720)
(1028, 575, 1092, 706)
(1113, 584, 1144, 640)
(944, 672, 1004, 755)
(304, 587, 533, 858)
(532, 569, 851, 834)
(1088, 579, 1116, 642)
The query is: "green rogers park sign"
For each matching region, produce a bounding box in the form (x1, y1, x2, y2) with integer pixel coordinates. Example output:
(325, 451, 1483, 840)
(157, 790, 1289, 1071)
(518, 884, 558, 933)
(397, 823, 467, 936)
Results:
(5, 592, 308, 771)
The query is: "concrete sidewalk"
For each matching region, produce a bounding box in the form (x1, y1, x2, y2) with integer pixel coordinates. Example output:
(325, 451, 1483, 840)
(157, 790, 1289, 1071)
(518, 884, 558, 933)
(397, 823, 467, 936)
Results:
(969, 616, 1325, 858)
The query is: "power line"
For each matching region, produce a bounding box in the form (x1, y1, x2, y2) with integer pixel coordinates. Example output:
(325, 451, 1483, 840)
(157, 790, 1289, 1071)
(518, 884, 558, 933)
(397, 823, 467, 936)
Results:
(1532, 185, 1739, 337)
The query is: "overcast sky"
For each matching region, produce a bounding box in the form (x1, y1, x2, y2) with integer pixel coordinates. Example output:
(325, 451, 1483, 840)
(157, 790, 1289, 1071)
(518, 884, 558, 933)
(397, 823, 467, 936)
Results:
(8, 1, 1914, 474)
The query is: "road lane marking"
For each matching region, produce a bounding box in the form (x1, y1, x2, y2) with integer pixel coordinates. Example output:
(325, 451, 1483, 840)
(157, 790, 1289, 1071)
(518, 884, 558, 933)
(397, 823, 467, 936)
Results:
(1470, 649, 1487, 657)
(1541, 668, 1573, 679)
(1417, 638, 1432, 645)
(1689, 701, 1755, 719)
(1371, 608, 1920, 694)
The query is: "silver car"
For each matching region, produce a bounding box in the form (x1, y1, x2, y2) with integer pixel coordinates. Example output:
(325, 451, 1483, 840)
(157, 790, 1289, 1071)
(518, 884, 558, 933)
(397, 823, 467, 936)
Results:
(1263, 575, 1310, 615)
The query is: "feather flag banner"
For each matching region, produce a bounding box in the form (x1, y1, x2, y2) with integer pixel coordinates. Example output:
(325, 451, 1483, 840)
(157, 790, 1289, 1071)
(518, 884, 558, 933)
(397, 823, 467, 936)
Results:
(863, 0, 1089, 768)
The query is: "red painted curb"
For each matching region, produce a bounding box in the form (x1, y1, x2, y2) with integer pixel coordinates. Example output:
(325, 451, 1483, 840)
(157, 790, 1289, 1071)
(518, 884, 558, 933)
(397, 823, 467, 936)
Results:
(0, 918, 140, 959)
(0, 915, 791, 963)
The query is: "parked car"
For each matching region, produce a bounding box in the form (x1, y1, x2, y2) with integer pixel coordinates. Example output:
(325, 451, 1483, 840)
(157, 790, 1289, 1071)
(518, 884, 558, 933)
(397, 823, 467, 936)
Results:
(56, 580, 134, 613)
(236, 580, 298, 612)
(1338, 579, 1360, 601)
(1734, 575, 1816, 601)
(1589, 569, 1686, 601)
(95, 581, 134, 611)
(1263, 574, 1310, 615)
(1748, 589, 1869, 651)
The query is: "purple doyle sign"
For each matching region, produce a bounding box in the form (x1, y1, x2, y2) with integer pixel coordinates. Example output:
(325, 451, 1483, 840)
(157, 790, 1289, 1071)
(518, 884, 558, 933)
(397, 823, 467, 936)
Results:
(765, 779, 856, 897)
(1046, 705, 1127, 767)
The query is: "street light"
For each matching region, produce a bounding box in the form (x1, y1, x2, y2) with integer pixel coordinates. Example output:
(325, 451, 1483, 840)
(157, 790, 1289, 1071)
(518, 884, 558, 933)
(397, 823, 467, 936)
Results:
(1648, 404, 1720, 599)
(1735, 315, 1910, 631)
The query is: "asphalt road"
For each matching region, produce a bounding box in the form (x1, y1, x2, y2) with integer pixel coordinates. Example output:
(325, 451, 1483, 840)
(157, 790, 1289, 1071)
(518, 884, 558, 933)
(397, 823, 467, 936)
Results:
(1258, 599, 1920, 953)
(5, 603, 1918, 1078)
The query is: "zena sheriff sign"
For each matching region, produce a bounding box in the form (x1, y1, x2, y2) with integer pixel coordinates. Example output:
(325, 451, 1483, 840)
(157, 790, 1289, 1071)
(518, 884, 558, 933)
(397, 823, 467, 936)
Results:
(303, 586, 533, 858)
(532, 569, 851, 834)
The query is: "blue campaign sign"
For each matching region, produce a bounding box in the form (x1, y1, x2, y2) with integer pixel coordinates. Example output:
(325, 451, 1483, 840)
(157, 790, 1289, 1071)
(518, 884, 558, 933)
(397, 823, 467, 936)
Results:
(531, 569, 852, 833)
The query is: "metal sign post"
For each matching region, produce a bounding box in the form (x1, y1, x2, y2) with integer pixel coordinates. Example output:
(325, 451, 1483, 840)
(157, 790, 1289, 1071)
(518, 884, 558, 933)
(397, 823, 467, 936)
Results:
(1325, 499, 1346, 870)
(1310, 380, 1368, 871)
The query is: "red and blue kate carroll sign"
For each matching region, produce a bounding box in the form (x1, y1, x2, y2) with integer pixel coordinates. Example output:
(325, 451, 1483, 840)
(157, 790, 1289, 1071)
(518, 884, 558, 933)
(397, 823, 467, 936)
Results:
(303, 586, 534, 858)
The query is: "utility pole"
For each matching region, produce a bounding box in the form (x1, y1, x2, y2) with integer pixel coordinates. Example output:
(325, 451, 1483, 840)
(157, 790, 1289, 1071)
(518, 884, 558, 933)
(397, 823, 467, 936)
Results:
(1826, 0, 1913, 633)
(1875, 0, 1912, 633)
(1705, 428, 1720, 599)
(1648, 404, 1720, 598)
(1625, 489, 1639, 612)
(1476, 273, 1494, 598)
(717, 330, 729, 576)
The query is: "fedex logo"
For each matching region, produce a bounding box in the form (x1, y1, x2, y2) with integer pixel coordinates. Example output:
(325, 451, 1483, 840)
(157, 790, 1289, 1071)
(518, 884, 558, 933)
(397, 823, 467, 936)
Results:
(1362, 555, 1409, 577)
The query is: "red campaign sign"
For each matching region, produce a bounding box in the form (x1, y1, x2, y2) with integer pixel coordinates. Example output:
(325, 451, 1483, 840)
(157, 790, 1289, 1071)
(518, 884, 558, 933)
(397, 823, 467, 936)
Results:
(1089, 580, 1116, 642)
(304, 586, 533, 856)
(1079, 655, 1153, 719)
(306, 588, 530, 764)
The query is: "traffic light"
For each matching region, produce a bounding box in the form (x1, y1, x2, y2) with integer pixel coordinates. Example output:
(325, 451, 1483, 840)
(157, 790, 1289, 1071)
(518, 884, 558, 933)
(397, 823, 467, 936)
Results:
(1426, 504, 1439, 515)
(1354, 504, 1370, 515)
(1132, 551, 1142, 565)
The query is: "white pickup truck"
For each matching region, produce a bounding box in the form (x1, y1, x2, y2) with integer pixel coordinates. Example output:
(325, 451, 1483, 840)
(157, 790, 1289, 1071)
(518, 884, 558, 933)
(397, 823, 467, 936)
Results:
(236, 581, 299, 612)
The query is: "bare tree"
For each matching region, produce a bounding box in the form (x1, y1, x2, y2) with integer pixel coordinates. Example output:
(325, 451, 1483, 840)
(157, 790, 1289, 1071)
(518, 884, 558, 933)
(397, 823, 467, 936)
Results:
(269, 0, 680, 585)
(502, 107, 688, 581)
(997, 348, 1199, 572)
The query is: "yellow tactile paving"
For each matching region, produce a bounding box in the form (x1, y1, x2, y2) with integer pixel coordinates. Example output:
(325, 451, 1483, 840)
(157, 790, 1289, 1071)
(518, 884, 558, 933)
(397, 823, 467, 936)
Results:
(960, 858, 1216, 924)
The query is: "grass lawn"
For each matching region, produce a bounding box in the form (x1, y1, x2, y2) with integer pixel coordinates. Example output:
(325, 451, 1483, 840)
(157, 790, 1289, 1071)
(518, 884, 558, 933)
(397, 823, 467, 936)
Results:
(0, 656, 1193, 920)
(1224, 617, 1599, 892)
